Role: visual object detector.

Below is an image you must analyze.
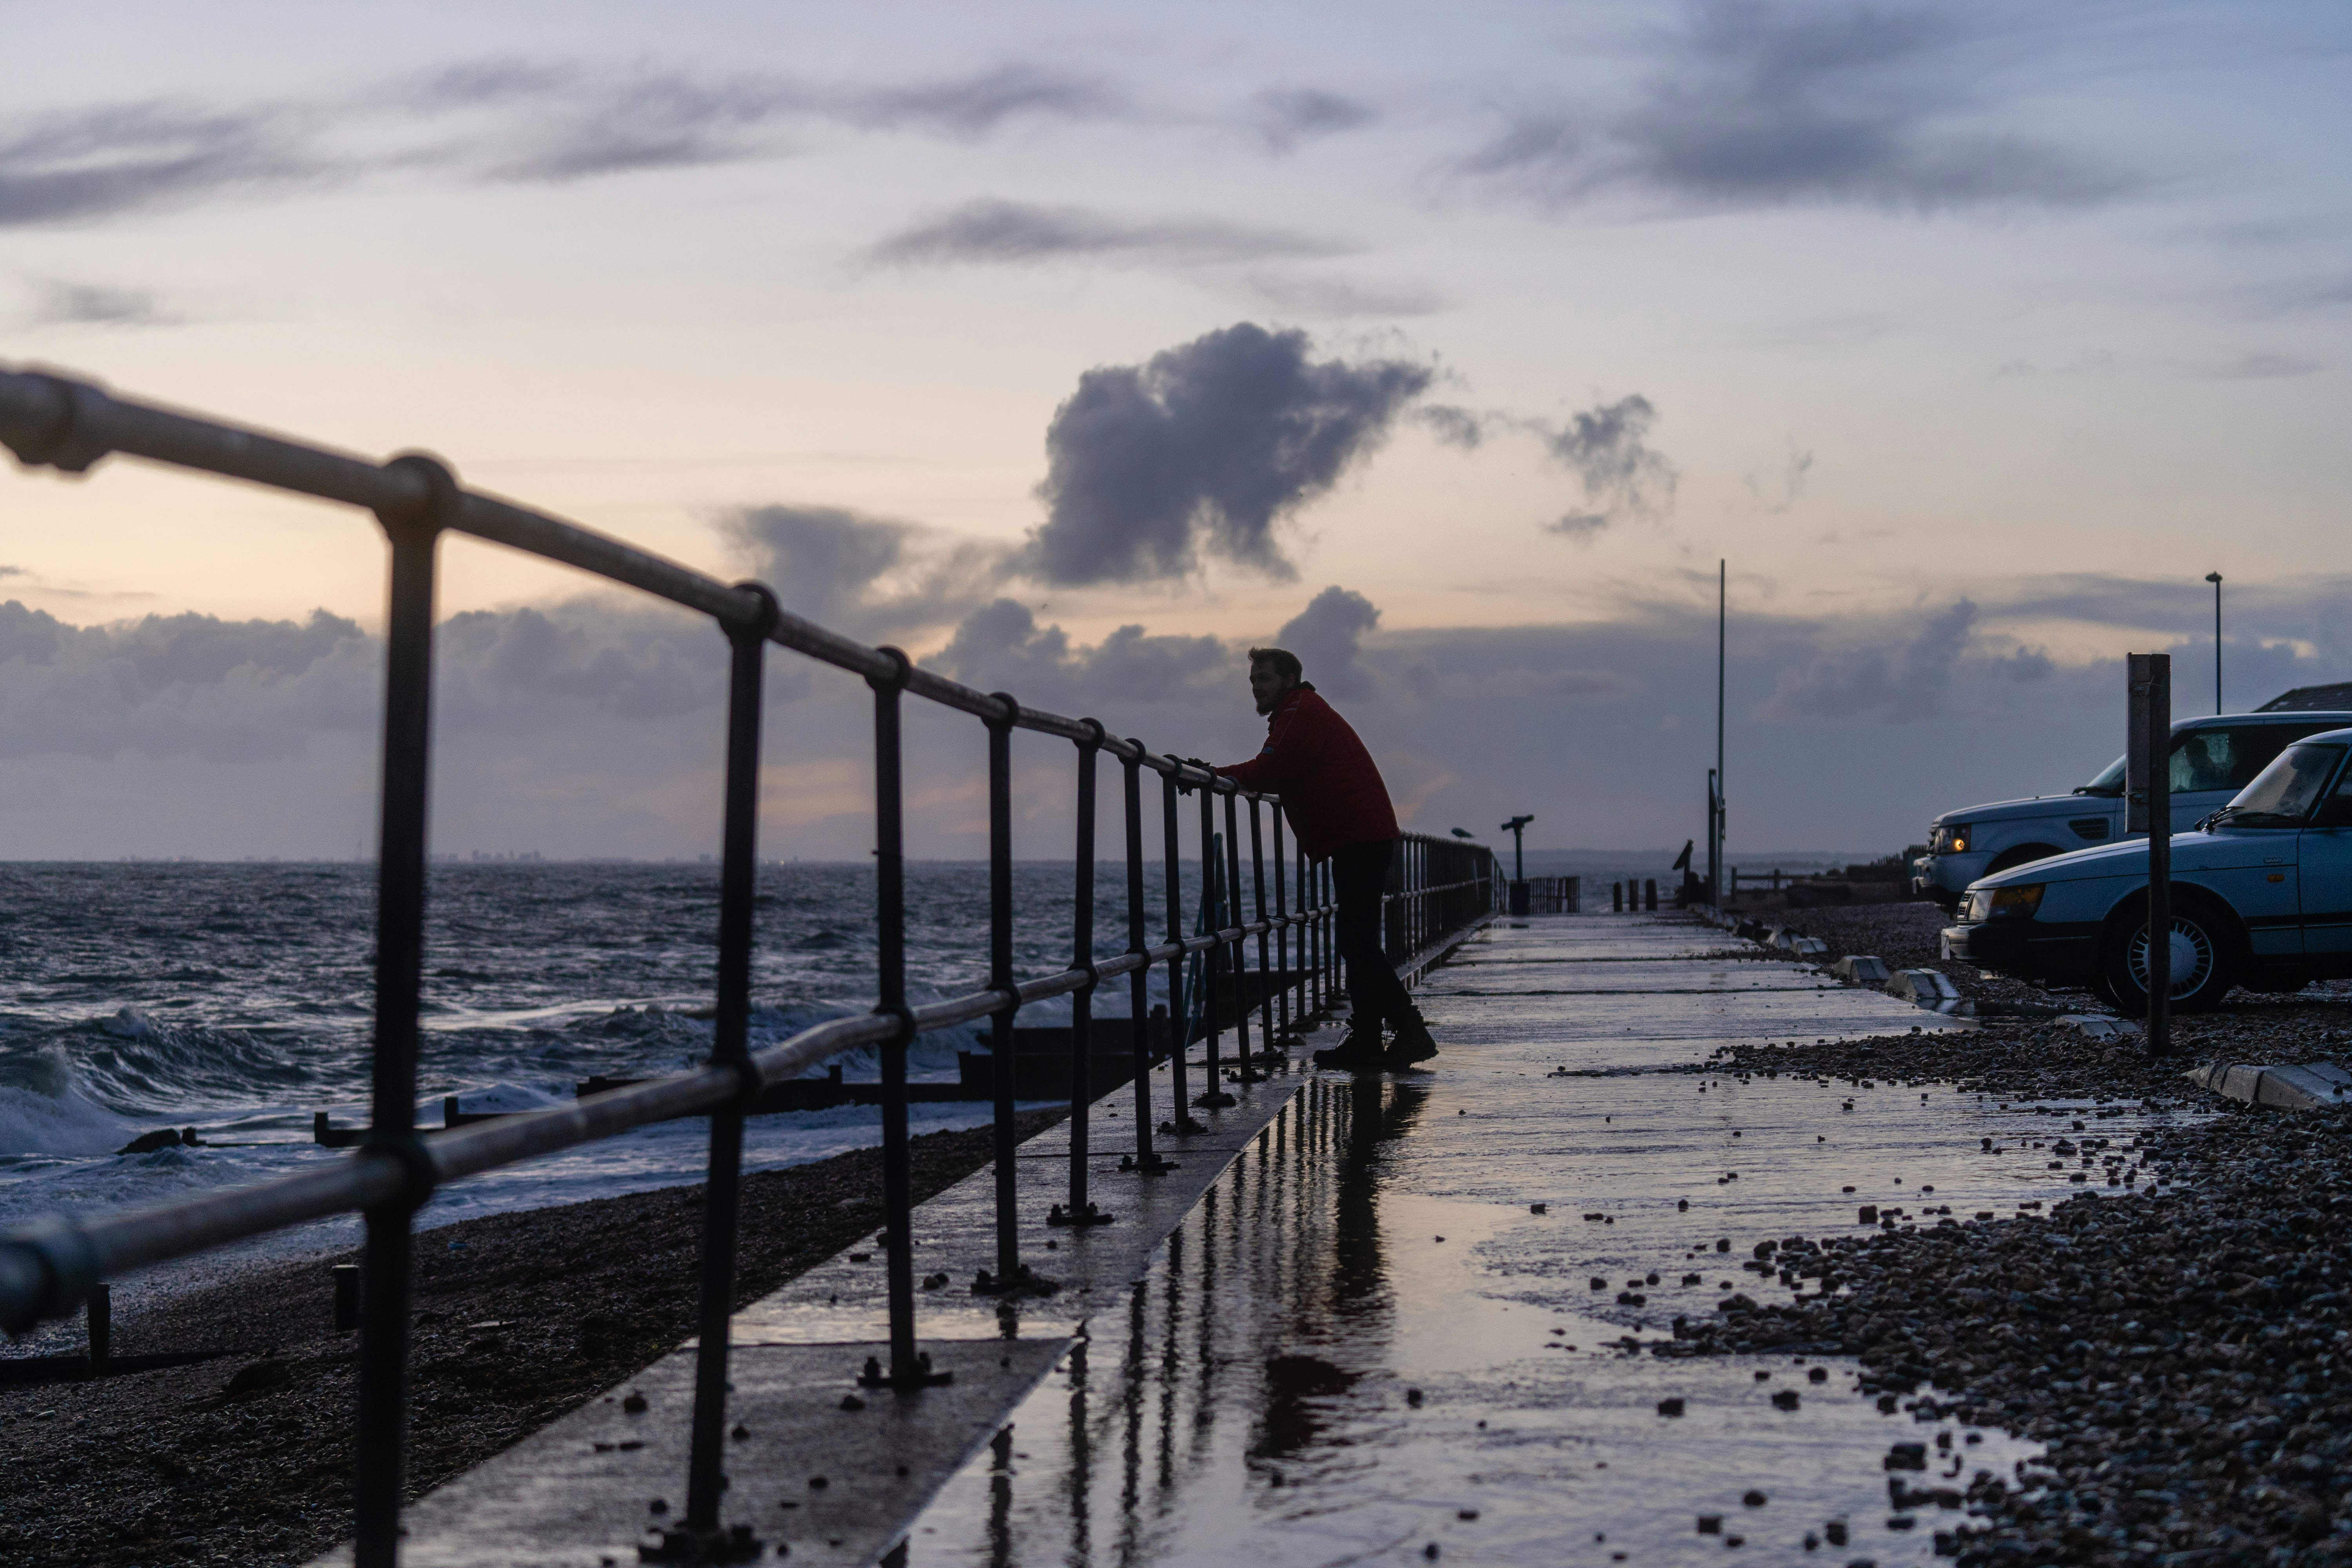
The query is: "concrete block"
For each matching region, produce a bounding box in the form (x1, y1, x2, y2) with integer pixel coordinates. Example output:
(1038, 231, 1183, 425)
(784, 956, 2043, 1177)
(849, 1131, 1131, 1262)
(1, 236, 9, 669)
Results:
(2057, 1014, 2141, 1042)
(1790, 937, 1828, 957)
(1829, 955, 1891, 985)
(1885, 969, 1960, 1010)
(2184, 1060, 2352, 1111)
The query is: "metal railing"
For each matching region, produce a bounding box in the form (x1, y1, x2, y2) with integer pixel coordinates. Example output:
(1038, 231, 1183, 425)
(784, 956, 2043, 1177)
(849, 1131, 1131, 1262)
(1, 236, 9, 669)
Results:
(0, 366, 1497, 1564)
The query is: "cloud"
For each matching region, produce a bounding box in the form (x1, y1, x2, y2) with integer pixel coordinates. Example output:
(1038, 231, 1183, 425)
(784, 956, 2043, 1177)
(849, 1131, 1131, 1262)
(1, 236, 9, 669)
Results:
(1762, 597, 1980, 722)
(1020, 322, 1434, 585)
(934, 599, 1228, 710)
(1419, 405, 1495, 450)
(0, 101, 318, 226)
(1248, 89, 1377, 154)
(1276, 585, 1381, 697)
(1457, 0, 2127, 214)
(0, 566, 24, 579)
(1545, 512, 1612, 544)
(1539, 394, 1679, 534)
(0, 62, 1133, 226)
(2180, 351, 2321, 381)
(728, 503, 1005, 641)
(1236, 270, 1445, 319)
(26, 278, 179, 327)
(863, 198, 1347, 269)
(845, 64, 1126, 140)
(1743, 442, 1815, 513)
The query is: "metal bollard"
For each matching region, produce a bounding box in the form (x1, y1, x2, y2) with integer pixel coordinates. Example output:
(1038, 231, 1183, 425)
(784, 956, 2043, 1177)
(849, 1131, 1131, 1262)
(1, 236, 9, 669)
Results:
(1644, 879, 1657, 911)
(1612, 882, 1623, 913)
(334, 1263, 362, 1332)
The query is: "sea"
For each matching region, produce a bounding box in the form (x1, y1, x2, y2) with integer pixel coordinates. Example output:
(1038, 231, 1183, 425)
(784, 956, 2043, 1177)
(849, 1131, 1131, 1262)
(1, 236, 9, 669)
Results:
(0, 860, 1201, 1340)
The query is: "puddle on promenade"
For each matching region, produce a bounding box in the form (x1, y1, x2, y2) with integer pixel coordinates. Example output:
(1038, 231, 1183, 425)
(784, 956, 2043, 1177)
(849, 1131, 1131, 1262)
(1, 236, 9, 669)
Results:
(897, 1078, 2200, 1566)
(900, 922, 2205, 1565)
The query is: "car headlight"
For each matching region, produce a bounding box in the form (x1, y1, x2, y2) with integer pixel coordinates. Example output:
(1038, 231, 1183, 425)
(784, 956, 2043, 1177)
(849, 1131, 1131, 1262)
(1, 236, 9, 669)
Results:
(1984, 884, 2043, 921)
(1934, 824, 1973, 854)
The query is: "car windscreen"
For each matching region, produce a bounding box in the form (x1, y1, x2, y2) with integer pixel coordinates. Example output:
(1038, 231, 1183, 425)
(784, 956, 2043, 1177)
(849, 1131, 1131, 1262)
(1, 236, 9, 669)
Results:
(2078, 755, 2126, 795)
(2225, 743, 2347, 822)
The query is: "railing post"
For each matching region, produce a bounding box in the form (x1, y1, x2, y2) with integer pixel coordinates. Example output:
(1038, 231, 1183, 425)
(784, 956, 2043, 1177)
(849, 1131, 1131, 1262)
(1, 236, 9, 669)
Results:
(354, 455, 453, 1568)
(1196, 780, 1234, 1109)
(1270, 809, 1291, 1045)
(982, 694, 1031, 1292)
(1160, 766, 1202, 1136)
(681, 586, 776, 1544)
(1051, 722, 1114, 1224)
(1119, 745, 1170, 1174)
(862, 650, 944, 1388)
(1220, 790, 1256, 1083)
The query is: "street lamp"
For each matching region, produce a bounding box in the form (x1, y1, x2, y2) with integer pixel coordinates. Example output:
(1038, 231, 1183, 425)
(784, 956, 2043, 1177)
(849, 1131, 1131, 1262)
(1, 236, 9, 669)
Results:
(2205, 572, 2223, 715)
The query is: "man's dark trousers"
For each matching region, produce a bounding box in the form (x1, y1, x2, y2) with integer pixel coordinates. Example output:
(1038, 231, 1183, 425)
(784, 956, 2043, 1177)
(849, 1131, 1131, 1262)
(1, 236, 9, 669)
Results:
(1330, 838, 1416, 1036)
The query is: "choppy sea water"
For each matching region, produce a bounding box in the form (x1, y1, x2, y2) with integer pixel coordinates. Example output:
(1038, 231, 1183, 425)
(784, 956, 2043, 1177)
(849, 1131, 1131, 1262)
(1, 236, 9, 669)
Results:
(0, 862, 1198, 1297)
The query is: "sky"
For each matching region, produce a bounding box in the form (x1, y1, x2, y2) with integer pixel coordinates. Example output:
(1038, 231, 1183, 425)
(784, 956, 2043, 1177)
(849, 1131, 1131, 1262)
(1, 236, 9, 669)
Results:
(1, 0, 2348, 862)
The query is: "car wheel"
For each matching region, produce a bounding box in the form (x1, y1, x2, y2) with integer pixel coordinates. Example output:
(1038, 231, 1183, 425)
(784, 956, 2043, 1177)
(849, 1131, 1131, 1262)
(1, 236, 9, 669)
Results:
(2100, 898, 2235, 1015)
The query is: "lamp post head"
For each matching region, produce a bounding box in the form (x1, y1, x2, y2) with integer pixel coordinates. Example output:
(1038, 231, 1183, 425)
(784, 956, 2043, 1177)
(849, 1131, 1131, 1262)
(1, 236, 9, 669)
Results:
(2206, 572, 2223, 585)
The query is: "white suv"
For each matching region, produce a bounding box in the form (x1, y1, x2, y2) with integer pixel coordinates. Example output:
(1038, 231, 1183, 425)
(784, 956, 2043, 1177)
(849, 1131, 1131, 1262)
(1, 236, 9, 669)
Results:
(1910, 711, 2352, 909)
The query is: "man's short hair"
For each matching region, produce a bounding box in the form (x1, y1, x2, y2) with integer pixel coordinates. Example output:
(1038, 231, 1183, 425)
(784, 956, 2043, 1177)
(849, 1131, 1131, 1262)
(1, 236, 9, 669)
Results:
(1248, 647, 1303, 684)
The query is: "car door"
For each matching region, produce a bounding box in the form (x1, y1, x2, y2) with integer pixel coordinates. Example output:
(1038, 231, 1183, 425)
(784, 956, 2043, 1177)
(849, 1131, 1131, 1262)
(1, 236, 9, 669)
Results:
(2298, 763, 2352, 960)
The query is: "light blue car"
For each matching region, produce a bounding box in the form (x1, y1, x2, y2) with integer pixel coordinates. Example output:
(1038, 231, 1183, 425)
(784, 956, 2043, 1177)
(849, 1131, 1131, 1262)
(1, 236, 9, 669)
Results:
(1943, 727, 2352, 1013)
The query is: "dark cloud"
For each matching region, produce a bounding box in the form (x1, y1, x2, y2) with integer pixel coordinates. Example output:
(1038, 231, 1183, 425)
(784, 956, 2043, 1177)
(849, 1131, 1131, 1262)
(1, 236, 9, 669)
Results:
(1419, 405, 1497, 450)
(0, 566, 25, 579)
(935, 599, 1227, 709)
(862, 199, 1347, 269)
(1021, 322, 1434, 586)
(729, 503, 1005, 640)
(1762, 598, 1982, 722)
(1248, 89, 1377, 154)
(1459, 0, 2127, 214)
(1276, 585, 1381, 697)
(1539, 394, 1678, 533)
(0, 601, 372, 762)
(27, 279, 178, 327)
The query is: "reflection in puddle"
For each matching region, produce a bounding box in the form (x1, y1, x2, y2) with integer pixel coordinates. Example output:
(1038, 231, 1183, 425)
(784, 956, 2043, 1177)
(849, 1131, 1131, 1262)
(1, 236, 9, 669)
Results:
(906, 1076, 2041, 1566)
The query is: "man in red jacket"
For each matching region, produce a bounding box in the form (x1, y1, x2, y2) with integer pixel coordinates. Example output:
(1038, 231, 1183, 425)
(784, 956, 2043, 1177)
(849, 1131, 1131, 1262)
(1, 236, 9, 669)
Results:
(1211, 646, 1438, 1071)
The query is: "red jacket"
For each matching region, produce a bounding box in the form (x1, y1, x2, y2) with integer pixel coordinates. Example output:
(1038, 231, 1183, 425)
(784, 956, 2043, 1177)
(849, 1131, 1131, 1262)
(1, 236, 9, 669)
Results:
(1215, 684, 1399, 861)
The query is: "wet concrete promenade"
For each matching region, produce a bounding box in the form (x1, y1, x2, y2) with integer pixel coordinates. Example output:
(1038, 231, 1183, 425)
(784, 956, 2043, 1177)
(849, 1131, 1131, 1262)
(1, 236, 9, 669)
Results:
(898, 912, 2185, 1568)
(353, 911, 2204, 1567)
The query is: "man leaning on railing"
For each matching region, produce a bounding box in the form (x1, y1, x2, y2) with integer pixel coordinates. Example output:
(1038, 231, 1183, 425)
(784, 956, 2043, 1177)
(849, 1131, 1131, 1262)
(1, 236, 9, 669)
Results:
(1198, 646, 1439, 1073)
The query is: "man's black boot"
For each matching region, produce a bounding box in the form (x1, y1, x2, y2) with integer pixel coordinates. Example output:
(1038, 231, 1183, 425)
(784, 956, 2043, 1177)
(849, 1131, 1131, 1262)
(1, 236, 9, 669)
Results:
(1312, 1027, 1384, 1071)
(1382, 1011, 1439, 1071)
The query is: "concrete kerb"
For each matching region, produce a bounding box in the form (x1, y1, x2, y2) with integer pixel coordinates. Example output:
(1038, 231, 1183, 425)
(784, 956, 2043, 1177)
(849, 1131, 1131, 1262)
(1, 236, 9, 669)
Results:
(2185, 1059, 2352, 1111)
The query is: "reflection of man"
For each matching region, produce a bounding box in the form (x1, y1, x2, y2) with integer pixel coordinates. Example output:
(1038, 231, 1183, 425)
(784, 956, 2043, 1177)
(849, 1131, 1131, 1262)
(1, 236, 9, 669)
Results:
(1212, 647, 1438, 1072)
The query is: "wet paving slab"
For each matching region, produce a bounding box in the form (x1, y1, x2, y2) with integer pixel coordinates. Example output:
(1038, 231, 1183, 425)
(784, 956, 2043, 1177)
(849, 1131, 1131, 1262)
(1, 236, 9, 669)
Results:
(900, 915, 2207, 1567)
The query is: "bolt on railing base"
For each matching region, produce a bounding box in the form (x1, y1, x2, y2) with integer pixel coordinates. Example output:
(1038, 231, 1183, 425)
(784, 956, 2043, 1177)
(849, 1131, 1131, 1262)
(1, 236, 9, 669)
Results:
(638, 1523, 762, 1565)
(1157, 1116, 1208, 1137)
(1045, 1201, 1115, 1227)
(1117, 1152, 1178, 1174)
(970, 1264, 1060, 1298)
(1191, 1089, 1239, 1109)
(858, 1352, 953, 1391)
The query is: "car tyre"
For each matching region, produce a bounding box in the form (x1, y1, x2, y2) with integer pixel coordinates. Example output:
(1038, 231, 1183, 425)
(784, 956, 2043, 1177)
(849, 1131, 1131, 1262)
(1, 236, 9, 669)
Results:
(2099, 895, 2236, 1016)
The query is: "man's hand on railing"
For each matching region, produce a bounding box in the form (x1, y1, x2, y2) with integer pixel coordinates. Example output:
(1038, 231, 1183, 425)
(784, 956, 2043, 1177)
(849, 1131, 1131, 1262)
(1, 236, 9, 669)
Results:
(1175, 756, 1213, 793)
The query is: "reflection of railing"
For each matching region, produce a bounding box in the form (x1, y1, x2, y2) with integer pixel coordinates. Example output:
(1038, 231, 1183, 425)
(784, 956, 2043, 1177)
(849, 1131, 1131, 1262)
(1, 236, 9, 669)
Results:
(0, 367, 1496, 1565)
